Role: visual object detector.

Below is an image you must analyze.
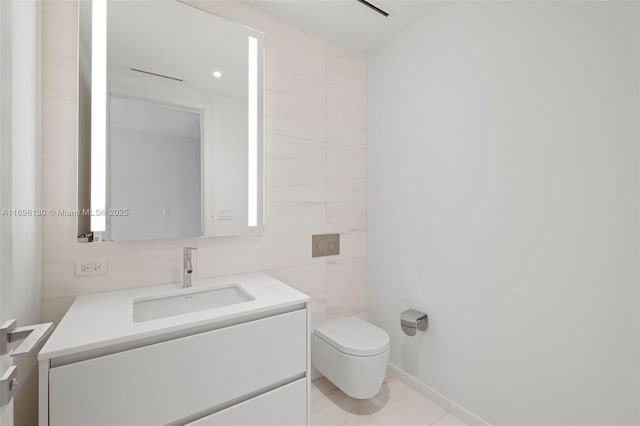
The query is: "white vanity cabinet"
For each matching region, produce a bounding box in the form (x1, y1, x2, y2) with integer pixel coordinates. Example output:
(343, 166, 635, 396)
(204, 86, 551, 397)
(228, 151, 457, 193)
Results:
(186, 378, 307, 426)
(38, 273, 311, 426)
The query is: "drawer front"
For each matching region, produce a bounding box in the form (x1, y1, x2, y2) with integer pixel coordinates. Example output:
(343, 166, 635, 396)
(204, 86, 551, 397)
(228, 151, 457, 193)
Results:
(187, 378, 307, 426)
(49, 309, 307, 426)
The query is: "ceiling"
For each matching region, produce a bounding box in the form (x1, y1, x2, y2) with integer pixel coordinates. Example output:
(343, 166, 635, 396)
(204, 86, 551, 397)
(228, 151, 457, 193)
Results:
(242, 0, 435, 52)
(107, 1, 254, 100)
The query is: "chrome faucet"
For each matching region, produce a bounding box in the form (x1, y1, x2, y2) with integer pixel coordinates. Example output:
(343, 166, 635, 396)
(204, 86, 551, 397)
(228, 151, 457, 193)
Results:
(183, 247, 197, 288)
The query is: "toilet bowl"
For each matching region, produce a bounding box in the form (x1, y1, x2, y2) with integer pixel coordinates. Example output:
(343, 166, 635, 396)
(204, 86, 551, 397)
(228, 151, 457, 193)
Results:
(311, 316, 390, 399)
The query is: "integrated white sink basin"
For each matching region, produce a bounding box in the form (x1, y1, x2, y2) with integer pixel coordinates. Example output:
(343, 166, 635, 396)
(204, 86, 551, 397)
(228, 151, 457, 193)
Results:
(39, 272, 311, 361)
(133, 285, 254, 322)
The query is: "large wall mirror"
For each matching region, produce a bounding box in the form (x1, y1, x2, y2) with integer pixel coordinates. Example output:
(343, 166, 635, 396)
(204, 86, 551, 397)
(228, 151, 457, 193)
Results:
(78, 0, 264, 242)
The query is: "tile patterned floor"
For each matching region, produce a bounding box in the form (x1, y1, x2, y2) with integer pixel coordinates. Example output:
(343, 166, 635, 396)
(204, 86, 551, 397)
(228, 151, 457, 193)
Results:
(311, 375, 467, 426)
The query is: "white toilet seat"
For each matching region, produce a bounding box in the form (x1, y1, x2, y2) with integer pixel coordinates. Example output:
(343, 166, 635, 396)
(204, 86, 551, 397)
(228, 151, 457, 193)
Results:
(313, 316, 390, 357)
(311, 316, 390, 399)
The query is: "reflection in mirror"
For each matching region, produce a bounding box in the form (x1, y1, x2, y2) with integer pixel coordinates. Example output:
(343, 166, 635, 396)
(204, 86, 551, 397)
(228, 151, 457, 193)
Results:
(78, 0, 264, 242)
(109, 98, 202, 241)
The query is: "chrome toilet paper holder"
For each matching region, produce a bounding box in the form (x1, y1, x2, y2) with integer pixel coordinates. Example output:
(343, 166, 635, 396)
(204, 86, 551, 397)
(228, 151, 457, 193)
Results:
(401, 309, 428, 336)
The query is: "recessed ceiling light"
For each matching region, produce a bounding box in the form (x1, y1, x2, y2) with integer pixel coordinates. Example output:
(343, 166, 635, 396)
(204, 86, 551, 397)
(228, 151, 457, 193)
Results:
(212, 70, 223, 79)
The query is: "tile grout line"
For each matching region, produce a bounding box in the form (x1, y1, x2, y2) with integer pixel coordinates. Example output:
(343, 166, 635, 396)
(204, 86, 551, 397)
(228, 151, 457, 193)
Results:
(324, 139, 367, 150)
(430, 410, 451, 426)
(264, 130, 326, 146)
(323, 39, 329, 323)
(324, 37, 328, 238)
(266, 59, 366, 95)
(265, 129, 366, 151)
(41, 94, 77, 104)
(266, 62, 326, 85)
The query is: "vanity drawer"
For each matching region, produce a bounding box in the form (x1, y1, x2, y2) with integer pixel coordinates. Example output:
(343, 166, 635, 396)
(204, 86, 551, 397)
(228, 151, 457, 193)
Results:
(187, 378, 307, 426)
(49, 309, 307, 426)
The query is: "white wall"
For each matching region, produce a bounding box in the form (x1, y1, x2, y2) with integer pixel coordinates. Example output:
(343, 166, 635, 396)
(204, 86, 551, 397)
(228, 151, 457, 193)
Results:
(41, 0, 367, 330)
(3, 1, 42, 425)
(109, 130, 201, 241)
(12, 0, 41, 327)
(368, 2, 640, 425)
(109, 98, 201, 241)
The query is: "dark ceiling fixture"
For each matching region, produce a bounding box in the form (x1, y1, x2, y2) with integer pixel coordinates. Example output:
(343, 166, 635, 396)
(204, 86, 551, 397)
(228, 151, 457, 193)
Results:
(130, 68, 183, 82)
(356, 0, 389, 17)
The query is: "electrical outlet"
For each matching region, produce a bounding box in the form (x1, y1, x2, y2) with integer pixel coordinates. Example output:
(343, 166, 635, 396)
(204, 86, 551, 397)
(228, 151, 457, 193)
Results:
(75, 258, 107, 276)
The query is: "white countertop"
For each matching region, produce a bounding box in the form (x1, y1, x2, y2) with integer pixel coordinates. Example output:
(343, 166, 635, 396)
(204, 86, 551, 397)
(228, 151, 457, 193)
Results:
(39, 272, 310, 361)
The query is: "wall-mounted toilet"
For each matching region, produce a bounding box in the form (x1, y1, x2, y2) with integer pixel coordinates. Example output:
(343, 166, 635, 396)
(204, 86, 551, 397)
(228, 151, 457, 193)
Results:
(311, 316, 390, 399)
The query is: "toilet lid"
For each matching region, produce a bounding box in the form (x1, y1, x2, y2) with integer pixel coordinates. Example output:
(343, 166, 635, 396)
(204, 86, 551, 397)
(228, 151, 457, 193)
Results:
(313, 316, 390, 357)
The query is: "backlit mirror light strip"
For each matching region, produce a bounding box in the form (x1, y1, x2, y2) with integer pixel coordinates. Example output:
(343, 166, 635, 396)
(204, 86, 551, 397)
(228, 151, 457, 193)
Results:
(90, 0, 107, 232)
(248, 35, 258, 228)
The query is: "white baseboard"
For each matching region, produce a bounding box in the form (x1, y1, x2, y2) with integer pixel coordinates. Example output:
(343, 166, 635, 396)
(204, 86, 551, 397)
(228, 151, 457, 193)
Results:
(387, 363, 492, 426)
(310, 365, 322, 381)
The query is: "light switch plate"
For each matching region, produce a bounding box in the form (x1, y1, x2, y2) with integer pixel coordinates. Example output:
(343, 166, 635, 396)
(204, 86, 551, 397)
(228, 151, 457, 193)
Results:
(312, 234, 340, 257)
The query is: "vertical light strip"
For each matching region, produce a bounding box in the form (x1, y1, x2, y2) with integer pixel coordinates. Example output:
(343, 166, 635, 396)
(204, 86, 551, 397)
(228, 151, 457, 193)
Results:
(90, 0, 107, 232)
(247, 36, 258, 227)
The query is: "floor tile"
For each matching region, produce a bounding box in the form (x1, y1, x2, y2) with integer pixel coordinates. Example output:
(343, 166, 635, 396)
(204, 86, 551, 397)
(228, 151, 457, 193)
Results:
(432, 413, 467, 426)
(370, 378, 447, 426)
(311, 375, 465, 426)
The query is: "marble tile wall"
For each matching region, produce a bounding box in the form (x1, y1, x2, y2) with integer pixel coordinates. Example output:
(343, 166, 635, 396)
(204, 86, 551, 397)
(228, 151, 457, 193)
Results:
(41, 0, 367, 324)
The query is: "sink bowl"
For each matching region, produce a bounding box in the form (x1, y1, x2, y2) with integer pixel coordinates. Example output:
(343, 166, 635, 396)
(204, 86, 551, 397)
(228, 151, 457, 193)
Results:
(133, 285, 254, 322)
